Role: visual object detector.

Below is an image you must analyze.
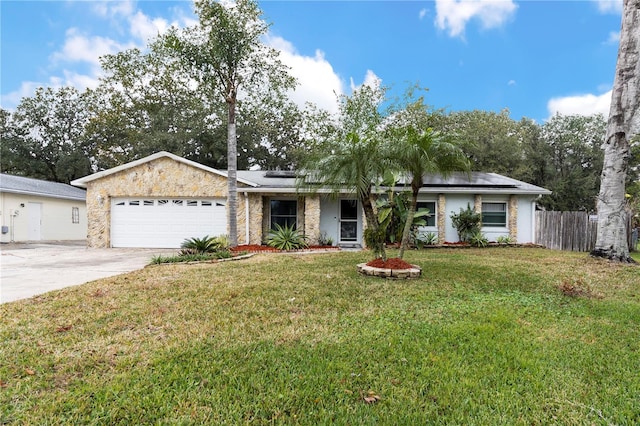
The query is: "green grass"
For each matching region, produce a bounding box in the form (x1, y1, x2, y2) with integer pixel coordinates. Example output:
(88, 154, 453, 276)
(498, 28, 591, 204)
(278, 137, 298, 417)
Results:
(1, 248, 639, 424)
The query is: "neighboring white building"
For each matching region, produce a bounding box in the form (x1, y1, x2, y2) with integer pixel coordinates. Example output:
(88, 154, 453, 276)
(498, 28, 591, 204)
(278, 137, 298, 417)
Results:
(0, 174, 87, 243)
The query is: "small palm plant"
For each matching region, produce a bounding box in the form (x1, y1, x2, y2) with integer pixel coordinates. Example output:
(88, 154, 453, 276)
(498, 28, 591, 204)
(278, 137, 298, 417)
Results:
(180, 235, 225, 255)
(266, 223, 308, 250)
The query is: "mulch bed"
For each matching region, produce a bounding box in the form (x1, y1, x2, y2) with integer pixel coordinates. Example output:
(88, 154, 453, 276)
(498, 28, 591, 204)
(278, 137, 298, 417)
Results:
(366, 257, 414, 270)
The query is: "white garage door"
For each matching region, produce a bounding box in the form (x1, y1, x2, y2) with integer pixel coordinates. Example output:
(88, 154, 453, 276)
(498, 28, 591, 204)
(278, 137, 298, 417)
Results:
(111, 198, 227, 248)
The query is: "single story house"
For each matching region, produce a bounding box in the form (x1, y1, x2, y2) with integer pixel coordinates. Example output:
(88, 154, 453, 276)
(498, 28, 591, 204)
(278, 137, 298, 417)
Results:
(70, 151, 551, 249)
(0, 173, 87, 243)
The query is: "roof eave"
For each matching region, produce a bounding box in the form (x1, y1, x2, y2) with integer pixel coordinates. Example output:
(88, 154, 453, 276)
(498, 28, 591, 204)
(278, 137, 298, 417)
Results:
(71, 151, 258, 188)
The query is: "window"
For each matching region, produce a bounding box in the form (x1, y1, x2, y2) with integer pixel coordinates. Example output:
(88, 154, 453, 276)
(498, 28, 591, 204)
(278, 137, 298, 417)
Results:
(482, 202, 507, 227)
(416, 201, 437, 227)
(270, 199, 297, 229)
(72, 207, 80, 224)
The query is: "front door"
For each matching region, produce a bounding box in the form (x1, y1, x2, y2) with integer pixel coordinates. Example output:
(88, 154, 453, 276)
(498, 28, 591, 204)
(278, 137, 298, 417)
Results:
(339, 199, 358, 243)
(28, 202, 42, 241)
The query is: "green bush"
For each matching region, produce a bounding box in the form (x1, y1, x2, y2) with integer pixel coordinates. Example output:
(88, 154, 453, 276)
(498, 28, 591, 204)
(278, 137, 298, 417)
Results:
(150, 250, 232, 265)
(469, 230, 489, 248)
(364, 227, 387, 259)
(496, 235, 514, 245)
(266, 224, 308, 250)
(180, 235, 228, 255)
(415, 232, 438, 249)
(450, 204, 481, 242)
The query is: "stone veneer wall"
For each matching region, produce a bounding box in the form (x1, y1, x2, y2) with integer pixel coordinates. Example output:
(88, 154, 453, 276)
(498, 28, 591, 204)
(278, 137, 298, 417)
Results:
(437, 194, 447, 244)
(246, 193, 263, 245)
(474, 194, 482, 213)
(508, 195, 518, 241)
(85, 157, 248, 248)
(304, 195, 321, 245)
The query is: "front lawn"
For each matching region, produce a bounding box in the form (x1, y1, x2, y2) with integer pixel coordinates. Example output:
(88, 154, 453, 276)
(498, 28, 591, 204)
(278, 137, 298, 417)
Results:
(1, 248, 639, 424)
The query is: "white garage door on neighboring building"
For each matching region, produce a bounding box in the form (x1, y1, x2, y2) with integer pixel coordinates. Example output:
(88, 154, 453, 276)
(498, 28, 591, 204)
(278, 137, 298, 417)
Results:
(111, 198, 227, 248)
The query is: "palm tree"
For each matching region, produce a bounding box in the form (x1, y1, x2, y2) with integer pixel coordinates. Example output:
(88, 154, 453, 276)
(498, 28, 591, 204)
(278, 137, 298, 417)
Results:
(390, 106, 470, 259)
(300, 84, 391, 260)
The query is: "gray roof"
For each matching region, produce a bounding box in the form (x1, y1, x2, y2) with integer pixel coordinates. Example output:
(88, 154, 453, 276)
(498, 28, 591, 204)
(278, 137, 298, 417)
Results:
(237, 170, 550, 195)
(0, 174, 86, 201)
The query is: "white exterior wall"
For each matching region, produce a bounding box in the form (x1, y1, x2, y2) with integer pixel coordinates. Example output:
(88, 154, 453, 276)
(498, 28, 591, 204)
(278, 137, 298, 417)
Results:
(517, 196, 538, 244)
(444, 194, 475, 242)
(0, 192, 87, 243)
(319, 196, 363, 246)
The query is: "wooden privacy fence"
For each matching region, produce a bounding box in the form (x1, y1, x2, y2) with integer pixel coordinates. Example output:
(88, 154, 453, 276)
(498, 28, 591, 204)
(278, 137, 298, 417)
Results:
(536, 211, 597, 252)
(536, 211, 634, 252)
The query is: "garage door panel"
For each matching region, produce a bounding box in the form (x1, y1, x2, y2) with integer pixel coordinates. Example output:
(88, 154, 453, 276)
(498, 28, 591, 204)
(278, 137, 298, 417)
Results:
(111, 198, 227, 248)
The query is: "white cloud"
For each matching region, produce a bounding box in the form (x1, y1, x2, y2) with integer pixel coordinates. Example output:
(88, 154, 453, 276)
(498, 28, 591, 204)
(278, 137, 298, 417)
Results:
(129, 11, 171, 43)
(547, 91, 612, 118)
(268, 35, 344, 114)
(51, 28, 134, 67)
(349, 69, 381, 92)
(606, 31, 620, 44)
(419, 8, 428, 20)
(91, 0, 135, 18)
(1, 81, 43, 110)
(508, 79, 516, 86)
(434, 0, 517, 38)
(594, 0, 623, 14)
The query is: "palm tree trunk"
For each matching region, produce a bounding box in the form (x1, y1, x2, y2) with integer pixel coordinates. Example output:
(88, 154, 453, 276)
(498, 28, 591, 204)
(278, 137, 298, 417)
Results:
(362, 190, 387, 261)
(399, 190, 419, 259)
(591, 0, 639, 263)
(227, 99, 238, 247)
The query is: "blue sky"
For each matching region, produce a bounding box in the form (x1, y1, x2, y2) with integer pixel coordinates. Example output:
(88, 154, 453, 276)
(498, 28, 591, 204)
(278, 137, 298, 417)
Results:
(0, 0, 625, 122)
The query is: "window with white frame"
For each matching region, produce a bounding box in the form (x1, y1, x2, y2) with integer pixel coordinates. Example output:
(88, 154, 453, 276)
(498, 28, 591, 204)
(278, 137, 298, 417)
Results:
(270, 199, 297, 229)
(416, 201, 437, 227)
(72, 207, 80, 224)
(481, 202, 507, 227)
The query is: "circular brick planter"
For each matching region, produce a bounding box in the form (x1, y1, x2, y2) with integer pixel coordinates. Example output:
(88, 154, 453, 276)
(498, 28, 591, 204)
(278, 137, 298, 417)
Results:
(356, 263, 422, 279)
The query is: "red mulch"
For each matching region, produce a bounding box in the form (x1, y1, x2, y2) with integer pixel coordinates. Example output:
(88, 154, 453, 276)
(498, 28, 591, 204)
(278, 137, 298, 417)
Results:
(443, 241, 469, 245)
(366, 257, 415, 270)
(230, 244, 337, 253)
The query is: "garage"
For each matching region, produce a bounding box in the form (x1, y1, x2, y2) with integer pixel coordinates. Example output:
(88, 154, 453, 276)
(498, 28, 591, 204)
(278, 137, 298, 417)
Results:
(111, 198, 226, 248)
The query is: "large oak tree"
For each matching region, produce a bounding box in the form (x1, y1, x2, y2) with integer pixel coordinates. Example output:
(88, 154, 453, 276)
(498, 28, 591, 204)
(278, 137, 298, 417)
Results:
(591, 0, 640, 263)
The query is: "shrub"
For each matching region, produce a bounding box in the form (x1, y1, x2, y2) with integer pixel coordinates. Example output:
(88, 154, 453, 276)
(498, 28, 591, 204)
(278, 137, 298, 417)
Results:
(180, 235, 227, 255)
(450, 204, 481, 242)
(364, 227, 387, 259)
(496, 235, 514, 245)
(468, 230, 489, 248)
(317, 231, 334, 246)
(266, 224, 308, 250)
(150, 250, 232, 265)
(415, 232, 438, 249)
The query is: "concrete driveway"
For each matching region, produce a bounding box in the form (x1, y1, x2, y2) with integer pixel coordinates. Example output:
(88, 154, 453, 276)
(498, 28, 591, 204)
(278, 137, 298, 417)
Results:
(1, 241, 178, 304)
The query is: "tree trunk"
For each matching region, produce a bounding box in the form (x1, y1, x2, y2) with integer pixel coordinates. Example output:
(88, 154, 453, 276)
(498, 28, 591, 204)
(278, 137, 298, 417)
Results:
(362, 189, 387, 261)
(398, 190, 419, 259)
(227, 99, 238, 247)
(591, 0, 640, 263)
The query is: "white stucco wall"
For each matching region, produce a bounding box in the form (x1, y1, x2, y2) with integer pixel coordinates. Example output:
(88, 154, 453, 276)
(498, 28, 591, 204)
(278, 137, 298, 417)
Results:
(444, 194, 475, 242)
(319, 196, 363, 246)
(0, 192, 87, 243)
(517, 196, 538, 243)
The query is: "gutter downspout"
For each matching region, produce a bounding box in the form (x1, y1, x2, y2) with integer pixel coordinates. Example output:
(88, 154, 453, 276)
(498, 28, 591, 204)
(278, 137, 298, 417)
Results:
(244, 192, 250, 245)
